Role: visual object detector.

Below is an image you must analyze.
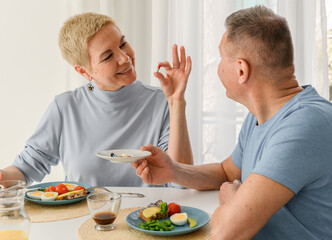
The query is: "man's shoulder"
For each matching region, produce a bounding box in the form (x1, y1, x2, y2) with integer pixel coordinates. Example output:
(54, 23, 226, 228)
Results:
(283, 99, 332, 132)
(274, 106, 332, 142)
(275, 86, 332, 132)
(296, 85, 332, 119)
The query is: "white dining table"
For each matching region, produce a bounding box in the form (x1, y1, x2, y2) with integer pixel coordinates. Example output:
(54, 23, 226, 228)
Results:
(28, 186, 219, 240)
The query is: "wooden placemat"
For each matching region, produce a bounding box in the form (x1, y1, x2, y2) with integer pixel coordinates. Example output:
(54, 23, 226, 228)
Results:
(25, 188, 107, 223)
(25, 199, 89, 223)
(78, 207, 212, 240)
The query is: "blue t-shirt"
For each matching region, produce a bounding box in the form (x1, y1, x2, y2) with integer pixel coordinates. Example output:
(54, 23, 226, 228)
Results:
(232, 85, 332, 239)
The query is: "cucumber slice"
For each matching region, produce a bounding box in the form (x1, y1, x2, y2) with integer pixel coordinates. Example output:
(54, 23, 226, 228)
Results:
(187, 217, 197, 228)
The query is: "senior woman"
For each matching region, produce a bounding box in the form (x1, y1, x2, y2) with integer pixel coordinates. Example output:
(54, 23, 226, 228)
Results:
(0, 12, 192, 186)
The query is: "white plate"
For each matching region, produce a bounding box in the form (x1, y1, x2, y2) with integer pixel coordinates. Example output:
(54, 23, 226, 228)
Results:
(96, 149, 151, 163)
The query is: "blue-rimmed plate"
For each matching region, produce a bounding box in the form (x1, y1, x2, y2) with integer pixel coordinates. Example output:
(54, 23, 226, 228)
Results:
(25, 181, 94, 205)
(126, 206, 210, 236)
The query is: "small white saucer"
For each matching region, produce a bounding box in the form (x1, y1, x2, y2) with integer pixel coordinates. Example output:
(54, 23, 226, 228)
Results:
(96, 149, 151, 163)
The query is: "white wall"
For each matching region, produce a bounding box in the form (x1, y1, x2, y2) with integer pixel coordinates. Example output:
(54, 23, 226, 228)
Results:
(0, 1, 72, 182)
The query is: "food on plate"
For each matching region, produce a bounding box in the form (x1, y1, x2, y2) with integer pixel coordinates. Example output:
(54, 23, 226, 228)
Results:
(74, 186, 86, 191)
(139, 201, 168, 222)
(168, 202, 181, 216)
(120, 154, 132, 157)
(170, 212, 188, 226)
(45, 185, 56, 192)
(188, 217, 198, 228)
(110, 152, 132, 157)
(40, 192, 58, 201)
(63, 183, 77, 191)
(159, 202, 168, 215)
(139, 207, 167, 221)
(148, 199, 163, 207)
(138, 201, 199, 231)
(56, 189, 87, 201)
(139, 219, 174, 231)
(55, 184, 69, 195)
(26, 191, 44, 200)
(26, 183, 88, 201)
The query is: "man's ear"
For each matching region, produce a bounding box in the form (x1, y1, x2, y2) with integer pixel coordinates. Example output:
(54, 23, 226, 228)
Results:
(74, 65, 93, 81)
(237, 59, 249, 84)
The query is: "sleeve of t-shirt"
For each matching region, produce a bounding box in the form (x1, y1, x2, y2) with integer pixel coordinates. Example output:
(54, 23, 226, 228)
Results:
(252, 108, 332, 194)
(12, 98, 62, 185)
(232, 113, 254, 170)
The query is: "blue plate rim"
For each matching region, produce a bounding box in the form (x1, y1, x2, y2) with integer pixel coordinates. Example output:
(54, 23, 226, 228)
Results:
(126, 205, 210, 236)
(25, 181, 93, 205)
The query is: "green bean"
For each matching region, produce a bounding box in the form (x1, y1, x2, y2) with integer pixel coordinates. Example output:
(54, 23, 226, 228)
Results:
(139, 219, 174, 231)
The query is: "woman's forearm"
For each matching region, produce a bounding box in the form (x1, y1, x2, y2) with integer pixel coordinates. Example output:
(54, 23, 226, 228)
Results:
(167, 98, 193, 165)
(0, 166, 26, 182)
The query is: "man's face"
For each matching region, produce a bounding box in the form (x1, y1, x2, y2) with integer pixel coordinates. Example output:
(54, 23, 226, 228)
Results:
(217, 33, 239, 100)
(87, 23, 136, 91)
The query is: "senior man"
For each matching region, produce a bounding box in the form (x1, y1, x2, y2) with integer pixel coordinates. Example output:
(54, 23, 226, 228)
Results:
(133, 5, 332, 240)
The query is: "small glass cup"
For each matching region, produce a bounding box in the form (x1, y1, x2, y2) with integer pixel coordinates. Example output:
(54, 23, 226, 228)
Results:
(0, 180, 30, 240)
(87, 192, 121, 231)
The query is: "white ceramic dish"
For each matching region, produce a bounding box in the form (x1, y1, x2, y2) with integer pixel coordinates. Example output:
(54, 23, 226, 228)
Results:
(96, 149, 151, 163)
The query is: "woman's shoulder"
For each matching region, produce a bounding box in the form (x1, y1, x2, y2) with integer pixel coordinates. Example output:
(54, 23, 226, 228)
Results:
(54, 83, 88, 105)
(135, 80, 166, 102)
(136, 80, 163, 94)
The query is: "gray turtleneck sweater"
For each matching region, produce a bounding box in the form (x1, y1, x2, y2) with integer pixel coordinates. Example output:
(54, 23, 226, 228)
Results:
(13, 80, 169, 187)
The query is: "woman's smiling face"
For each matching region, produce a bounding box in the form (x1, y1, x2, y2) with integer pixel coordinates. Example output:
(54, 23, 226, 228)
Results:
(85, 23, 136, 91)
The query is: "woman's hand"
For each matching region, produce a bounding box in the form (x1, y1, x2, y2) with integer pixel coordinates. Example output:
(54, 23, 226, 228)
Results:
(0, 170, 4, 181)
(131, 144, 176, 185)
(154, 44, 192, 101)
(0, 166, 26, 183)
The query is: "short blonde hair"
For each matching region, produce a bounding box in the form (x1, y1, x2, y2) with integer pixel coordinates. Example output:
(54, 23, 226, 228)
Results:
(59, 12, 117, 70)
(225, 5, 293, 70)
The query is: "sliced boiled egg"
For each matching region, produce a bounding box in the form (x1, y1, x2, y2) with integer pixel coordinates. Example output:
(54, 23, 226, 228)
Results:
(170, 212, 188, 226)
(63, 183, 77, 191)
(41, 192, 58, 201)
(26, 191, 44, 200)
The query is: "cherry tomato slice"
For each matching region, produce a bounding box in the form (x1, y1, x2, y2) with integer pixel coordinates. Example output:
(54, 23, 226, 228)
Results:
(168, 202, 181, 216)
(74, 186, 86, 191)
(45, 185, 56, 192)
(55, 184, 69, 195)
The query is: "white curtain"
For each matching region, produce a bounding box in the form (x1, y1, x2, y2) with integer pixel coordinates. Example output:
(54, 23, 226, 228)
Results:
(0, 0, 328, 182)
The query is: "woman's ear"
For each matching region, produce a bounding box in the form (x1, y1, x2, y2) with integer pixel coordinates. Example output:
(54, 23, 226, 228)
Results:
(74, 65, 93, 81)
(237, 59, 249, 84)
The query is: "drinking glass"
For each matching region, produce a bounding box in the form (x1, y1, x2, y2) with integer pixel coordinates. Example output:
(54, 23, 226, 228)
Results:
(87, 192, 121, 231)
(0, 180, 30, 240)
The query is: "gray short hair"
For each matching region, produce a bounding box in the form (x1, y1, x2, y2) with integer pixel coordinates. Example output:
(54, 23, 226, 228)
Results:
(225, 5, 293, 70)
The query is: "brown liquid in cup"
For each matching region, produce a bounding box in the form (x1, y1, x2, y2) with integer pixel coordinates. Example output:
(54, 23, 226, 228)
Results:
(93, 211, 116, 225)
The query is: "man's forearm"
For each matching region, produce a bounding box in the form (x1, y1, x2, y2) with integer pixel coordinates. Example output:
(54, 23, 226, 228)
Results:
(167, 99, 193, 165)
(211, 174, 295, 240)
(172, 162, 227, 190)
